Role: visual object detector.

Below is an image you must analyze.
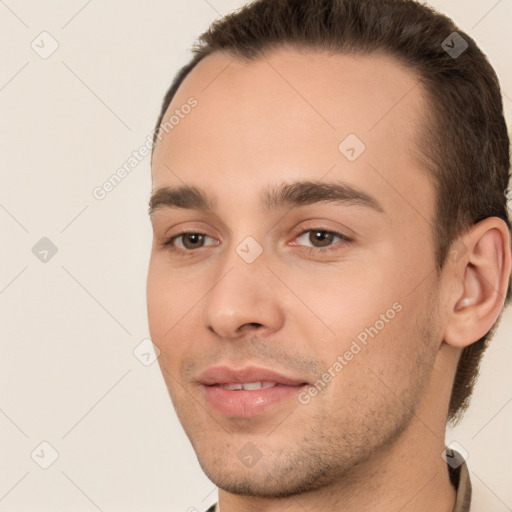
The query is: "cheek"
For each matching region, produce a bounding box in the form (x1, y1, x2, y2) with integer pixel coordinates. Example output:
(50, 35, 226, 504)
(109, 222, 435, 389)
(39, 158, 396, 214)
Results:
(147, 259, 199, 338)
(147, 259, 211, 381)
(146, 263, 170, 339)
(292, 264, 417, 381)
(291, 265, 392, 340)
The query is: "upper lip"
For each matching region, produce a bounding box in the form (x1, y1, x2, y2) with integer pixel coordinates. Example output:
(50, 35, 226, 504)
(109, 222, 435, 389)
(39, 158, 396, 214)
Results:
(198, 366, 309, 386)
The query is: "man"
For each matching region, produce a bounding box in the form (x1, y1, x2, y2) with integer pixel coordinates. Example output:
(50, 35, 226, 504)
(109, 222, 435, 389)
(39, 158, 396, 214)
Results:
(146, 0, 511, 510)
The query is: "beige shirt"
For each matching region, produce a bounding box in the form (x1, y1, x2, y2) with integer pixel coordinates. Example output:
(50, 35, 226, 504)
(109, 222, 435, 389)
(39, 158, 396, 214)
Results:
(205, 450, 472, 512)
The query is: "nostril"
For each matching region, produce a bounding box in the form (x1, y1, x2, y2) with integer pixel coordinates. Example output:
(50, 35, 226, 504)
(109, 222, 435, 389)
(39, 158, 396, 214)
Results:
(237, 323, 263, 335)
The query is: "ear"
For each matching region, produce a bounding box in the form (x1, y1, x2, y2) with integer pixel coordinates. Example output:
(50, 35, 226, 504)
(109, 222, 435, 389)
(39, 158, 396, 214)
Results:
(443, 217, 512, 348)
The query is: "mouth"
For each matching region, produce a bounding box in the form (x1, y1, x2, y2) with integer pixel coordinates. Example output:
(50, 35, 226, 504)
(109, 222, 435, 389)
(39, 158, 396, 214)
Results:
(217, 381, 284, 390)
(198, 366, 310, 417)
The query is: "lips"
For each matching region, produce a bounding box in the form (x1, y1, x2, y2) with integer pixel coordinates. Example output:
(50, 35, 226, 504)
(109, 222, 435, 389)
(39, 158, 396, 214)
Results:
(198, 365, 309, 417)
(198, 365, 309, 387)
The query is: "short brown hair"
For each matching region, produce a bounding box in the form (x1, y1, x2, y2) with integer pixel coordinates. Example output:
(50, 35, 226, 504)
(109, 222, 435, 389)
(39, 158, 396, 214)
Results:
(152, 0, 512, 425)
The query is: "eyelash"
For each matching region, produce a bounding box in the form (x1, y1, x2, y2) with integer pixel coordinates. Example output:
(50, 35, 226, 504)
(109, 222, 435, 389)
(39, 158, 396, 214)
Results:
(162, 228, 352, 256)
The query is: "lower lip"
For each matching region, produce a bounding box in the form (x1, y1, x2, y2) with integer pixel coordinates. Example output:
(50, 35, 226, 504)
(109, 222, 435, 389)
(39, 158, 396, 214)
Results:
(202, 384, 307, 417)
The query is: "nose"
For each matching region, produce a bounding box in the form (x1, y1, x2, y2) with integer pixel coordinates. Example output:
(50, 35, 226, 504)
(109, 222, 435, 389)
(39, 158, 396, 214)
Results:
(201, 248, 285, 340)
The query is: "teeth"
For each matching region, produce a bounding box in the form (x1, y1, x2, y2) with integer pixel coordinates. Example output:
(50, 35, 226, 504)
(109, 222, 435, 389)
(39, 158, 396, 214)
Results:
(244, 381, 276, 390)
(219, 381, 277, 390)
(220, 383, 243, 391)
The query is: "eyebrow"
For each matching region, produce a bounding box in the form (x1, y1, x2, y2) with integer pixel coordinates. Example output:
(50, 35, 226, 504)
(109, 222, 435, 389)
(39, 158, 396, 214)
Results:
(148, 180, 385, 217)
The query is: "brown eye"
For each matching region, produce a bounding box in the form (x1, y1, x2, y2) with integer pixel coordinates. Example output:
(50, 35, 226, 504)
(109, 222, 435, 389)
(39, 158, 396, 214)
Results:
(294, 229, 348, 250)
(180, 233, 206, 250)
(164, 232, 216, 252)
(308, 231, 336, 247)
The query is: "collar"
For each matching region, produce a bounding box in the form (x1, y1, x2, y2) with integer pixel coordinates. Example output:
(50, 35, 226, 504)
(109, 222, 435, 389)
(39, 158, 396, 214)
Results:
(448, 449, 472, 512)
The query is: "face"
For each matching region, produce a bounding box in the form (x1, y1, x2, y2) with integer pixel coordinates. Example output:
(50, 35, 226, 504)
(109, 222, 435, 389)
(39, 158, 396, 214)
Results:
(147, 49, 444, 497)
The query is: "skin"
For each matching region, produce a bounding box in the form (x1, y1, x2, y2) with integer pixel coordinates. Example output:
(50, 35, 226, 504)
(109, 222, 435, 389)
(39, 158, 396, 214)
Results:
(147, 49, 511, 512)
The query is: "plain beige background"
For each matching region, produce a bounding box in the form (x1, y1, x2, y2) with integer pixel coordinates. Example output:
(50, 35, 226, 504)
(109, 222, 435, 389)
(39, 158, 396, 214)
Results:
(0, 1, 510, 511)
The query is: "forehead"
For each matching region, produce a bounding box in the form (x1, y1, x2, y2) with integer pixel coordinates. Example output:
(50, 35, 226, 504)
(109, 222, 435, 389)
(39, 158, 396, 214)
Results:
(152, 48, 433, 226)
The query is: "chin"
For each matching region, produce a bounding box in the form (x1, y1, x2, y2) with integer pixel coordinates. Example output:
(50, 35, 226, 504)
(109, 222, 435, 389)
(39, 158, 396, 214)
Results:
(196, 448, 340, 499)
